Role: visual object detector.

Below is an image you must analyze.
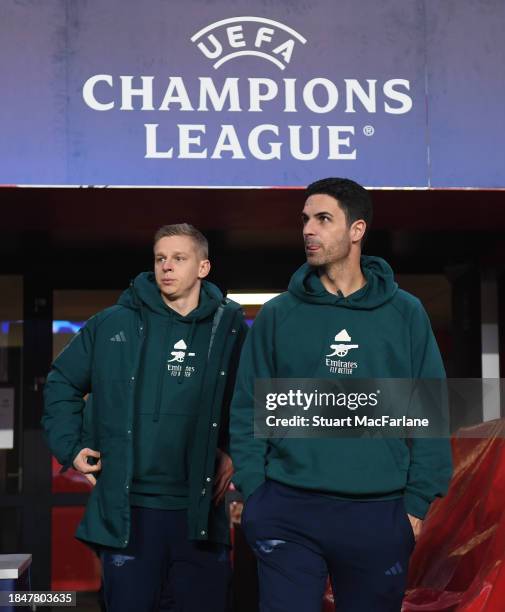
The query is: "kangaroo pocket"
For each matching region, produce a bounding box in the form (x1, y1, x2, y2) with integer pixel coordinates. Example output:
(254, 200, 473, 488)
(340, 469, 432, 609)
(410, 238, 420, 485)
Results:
(266, 437, 410, 497)
(132, 413, 196, 495)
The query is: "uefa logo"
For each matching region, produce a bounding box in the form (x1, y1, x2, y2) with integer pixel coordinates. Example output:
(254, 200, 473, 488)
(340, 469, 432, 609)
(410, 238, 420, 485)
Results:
(191, 17, 307, 70)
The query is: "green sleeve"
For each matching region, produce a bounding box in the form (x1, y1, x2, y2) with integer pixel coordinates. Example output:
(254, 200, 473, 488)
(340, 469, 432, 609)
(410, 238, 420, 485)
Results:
(404, 302, 453, 518)
(230, 304, 275, 500)
(42, 316, 96, 470)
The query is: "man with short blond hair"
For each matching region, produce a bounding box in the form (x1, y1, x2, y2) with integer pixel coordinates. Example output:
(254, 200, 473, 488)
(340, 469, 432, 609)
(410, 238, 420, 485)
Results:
(43, 223, 247, 611)
(154, 223, 209, 258)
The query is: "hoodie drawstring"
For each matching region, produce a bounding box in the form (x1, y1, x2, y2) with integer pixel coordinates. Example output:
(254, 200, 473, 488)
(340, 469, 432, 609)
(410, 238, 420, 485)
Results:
(177, 319, 197, 385)
(153, 318, 173, 422)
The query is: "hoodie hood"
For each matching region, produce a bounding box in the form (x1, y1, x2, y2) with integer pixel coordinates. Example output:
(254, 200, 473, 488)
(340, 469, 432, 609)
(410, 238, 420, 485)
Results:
(118, 271, 223, 321)
(288, 255, 398, 310)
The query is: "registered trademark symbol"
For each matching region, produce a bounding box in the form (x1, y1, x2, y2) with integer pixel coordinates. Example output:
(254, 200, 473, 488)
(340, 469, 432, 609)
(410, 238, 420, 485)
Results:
(363, 125, 375, 136)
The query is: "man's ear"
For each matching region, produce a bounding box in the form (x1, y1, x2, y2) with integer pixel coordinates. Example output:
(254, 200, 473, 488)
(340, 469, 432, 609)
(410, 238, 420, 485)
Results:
(351, 220, 366, 243)
(198, 259, 211, 279)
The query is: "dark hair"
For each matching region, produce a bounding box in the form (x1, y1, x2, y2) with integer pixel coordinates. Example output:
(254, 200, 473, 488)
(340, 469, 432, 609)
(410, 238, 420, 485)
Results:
(306, 177, 373, 241)
(153, 223, 208, 259)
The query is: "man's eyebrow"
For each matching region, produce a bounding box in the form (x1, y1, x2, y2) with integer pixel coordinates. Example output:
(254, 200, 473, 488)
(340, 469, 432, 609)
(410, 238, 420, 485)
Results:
(302, 210, 334, 218)
(155, 250, 189, 257)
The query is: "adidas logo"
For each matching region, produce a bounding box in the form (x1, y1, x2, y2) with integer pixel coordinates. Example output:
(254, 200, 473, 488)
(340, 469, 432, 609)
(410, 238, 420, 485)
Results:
(385, 561, 403, 576)
(110, 331, 127, 342)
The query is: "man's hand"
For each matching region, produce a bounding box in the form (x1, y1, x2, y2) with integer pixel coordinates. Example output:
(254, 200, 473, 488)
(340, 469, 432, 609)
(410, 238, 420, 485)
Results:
(407, 514, 423, 541)
(73, 448, 101, 486)
(213, 449, 233, 506)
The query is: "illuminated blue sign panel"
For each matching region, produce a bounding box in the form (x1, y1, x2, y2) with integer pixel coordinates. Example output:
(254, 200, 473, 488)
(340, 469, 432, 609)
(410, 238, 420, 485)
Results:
(1, 0, 503, 188)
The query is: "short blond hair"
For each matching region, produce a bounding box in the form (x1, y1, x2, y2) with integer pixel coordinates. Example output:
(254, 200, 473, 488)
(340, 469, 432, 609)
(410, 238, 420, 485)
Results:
(154, 223, 208, 259)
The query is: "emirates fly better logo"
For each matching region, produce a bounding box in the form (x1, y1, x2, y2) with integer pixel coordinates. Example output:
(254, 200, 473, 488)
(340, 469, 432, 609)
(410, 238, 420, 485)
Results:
(326, 330, 359, 375)
(82, 15, 414, 163)
(167, 339, 196, 378)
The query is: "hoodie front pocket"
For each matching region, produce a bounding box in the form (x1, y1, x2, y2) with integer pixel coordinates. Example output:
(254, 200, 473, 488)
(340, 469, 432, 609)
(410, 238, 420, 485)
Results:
(132, 412, 197, 492)
(267, 437, 409, 496)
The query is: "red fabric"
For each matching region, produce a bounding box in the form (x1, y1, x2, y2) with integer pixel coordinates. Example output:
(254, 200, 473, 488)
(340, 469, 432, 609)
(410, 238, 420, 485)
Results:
(51, 506, 101, 591)
(404, 420, 505, 611)
(322, 420, 505, 611)
(52, 456, 92, 493)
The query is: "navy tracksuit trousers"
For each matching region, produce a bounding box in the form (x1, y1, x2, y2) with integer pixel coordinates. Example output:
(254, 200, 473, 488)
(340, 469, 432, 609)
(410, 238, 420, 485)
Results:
(242, 480, 416, 612)
(99, 507, 231, 612)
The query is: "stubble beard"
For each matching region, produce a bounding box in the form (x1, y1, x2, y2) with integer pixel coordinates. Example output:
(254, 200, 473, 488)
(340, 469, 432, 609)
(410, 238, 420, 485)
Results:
(306, 237, 352, 271)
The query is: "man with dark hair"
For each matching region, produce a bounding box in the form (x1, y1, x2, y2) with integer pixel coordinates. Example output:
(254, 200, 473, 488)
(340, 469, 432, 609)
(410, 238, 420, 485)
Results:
(230, 178, 452, 611)
(305, 177, 373, 241)
(43, 224, 247, 612)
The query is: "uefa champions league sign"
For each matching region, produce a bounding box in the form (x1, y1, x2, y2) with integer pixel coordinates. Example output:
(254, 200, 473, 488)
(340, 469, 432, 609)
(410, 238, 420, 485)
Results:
(82, 18, 413, 165)
(2, 0, 504, 187)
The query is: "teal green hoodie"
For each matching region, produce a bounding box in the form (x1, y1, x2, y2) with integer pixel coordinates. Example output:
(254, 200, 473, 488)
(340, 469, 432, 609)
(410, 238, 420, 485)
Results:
(230, 256, 453, 519)
(120, 272, 221, 509)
